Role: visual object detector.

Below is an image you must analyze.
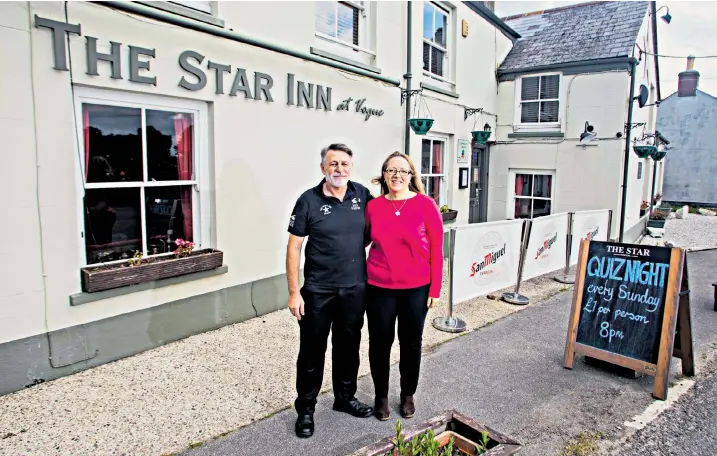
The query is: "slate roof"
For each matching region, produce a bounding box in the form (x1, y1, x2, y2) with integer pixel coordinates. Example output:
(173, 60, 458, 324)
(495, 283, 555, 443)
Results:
(499, 1, 649, 71)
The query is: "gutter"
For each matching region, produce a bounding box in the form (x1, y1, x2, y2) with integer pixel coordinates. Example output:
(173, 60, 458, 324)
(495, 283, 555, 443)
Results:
(618, 58, 638, 243)
(404, 1, 412, 156)
(650, 1, 662, 101)
(498, 56, 635, 81)
(95, 1, 401, 87)
(463, 1, 521, 42)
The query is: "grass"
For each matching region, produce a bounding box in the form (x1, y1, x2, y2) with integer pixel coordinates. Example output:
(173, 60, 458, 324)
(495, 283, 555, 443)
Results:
(560, 432, 605, 456)
(188, 442, 203, 449)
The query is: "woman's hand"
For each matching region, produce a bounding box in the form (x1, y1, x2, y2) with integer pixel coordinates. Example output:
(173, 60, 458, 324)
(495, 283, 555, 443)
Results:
(427, 297, 438, 309)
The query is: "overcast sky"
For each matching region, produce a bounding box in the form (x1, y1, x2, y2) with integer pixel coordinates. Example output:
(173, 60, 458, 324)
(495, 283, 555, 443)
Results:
(494, 1, 717, 98)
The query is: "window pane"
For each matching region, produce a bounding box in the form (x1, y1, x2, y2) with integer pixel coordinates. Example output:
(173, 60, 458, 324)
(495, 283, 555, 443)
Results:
(515, 174, 532, 197)
(432, 141, 443, 174)
(521, 102, 539, 123)
(423, 3, 433, 40)
(421, 139, 431, 174)
(435, 9, 447, 47)
(315, 1, 336, 37)
(540, 75, 560, 99)
(431, 46, 445, 76)
(429, 176, 441, 205)
(422, 42, 431, 71)
(514, 197, 531, 219)
(540, 101, 559, 123)
(145, 186, 193, 256)
(521, 77, 539, 101)
(533, 199, 552, 217)
(533, 175, 552, 198)
(336, 2, 358, 45)
(146, 110, 193, 182)
(84, 188, 141, 264)
(83, 103, 142, 183)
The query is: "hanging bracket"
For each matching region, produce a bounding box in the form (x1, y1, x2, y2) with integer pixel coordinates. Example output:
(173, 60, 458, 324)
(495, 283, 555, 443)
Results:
(464, 107, 483, 121)
(625, 122, 646, 132)
(401, 88, 423, 106)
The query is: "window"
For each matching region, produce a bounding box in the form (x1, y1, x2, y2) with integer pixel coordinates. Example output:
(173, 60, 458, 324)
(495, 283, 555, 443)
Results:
(75, 89, 208, 265)
(421, 138, 446, 206)
(519, 74, 560, 124)
(513, 173, 553, 219)
(315, 1, 363, 48)
(423, 2, 449, 78)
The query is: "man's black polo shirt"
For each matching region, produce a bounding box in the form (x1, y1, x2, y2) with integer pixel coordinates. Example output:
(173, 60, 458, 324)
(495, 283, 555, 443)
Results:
(288, 179, 373, 290)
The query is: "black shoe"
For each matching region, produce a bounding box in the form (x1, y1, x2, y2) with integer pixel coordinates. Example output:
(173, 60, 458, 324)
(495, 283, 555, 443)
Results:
(333, 397, 374, 418)
(295, 413, 314, 438)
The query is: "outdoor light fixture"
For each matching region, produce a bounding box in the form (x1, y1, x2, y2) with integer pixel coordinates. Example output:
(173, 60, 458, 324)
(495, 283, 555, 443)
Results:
(657, 6, 672, 24)
(579, 122, 597, 145)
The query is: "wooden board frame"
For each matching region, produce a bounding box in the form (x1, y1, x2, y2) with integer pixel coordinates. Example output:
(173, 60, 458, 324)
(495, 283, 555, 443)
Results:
(563, 239, 694, 400)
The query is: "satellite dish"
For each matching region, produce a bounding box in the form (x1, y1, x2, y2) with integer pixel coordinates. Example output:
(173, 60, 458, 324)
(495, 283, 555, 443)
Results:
(636, 85, 649, 108)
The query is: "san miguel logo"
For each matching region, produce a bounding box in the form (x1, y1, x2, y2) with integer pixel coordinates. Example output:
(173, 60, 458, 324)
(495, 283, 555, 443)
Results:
(535, 232, 559, 260)
(470, 244, 506, 277)
(583, 226, 599, 241)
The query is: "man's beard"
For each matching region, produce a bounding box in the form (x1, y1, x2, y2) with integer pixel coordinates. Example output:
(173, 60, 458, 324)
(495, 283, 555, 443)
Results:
(325, 173, 348, 188)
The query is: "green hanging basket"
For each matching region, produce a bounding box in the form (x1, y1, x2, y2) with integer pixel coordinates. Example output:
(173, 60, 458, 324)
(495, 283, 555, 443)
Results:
(471, 130, 491, 144)
(633, 145, 656, 159)
(651, 149, 667, 161)
(408, 118, 434, 135)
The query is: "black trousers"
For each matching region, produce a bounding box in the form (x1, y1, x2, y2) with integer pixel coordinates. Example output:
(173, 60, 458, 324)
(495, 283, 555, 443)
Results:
(366, 283, 430, 398)
(295, 282, 366, 414)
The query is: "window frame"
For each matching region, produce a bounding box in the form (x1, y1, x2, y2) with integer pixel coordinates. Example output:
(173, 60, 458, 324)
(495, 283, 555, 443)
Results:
(420, 136, 448, 207)
(422, 1, 454, 85)
(73, 87, 211, 268)
(314, 1, 376, 58)
(168, 0, 212, 14)
(508, 169, 555, 220)
(514, 73, 562, 131)
(138, 1, 224, 28)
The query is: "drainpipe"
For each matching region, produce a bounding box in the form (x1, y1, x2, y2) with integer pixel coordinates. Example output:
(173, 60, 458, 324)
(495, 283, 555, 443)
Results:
(649, 155, 658, 212)
(404, 1, 412, 156)
(650, 1, 662, 101)
(618, 58, 637, 243)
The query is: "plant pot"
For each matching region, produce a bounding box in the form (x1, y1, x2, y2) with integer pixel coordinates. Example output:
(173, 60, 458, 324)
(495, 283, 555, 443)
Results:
(408, 118, 434, 135)
(442, 209, 458, 222)
(633, 145, 656, 159)
(651, 150, 667, 161)
(640, 209, 647, 217)
(348, 410, 521, 456)
(81, 249, 224, 293)
(647, 219, 666, 229)
(470, 130, 491, 144)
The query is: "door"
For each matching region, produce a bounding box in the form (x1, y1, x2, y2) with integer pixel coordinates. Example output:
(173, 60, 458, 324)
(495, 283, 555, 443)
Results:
(468, 143, 489, 223)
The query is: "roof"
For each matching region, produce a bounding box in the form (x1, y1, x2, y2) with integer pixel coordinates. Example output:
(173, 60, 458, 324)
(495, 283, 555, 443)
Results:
(498, 1, 649, 73)
(463, 2, 520, 42)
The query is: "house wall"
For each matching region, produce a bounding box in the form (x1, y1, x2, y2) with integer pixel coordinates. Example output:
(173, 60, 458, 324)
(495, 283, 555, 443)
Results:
(657, 91, 717, 206)
(0, 0, 512, 395)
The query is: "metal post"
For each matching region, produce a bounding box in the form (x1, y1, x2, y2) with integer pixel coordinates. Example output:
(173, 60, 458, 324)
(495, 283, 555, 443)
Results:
(607, 210, 614, 242)
(433, 228, 467, 333)
(618, 58, 638, 243)
(554, 212, 575, 284)
(502, 220, 532, 306)
(403, 1, 412, 156)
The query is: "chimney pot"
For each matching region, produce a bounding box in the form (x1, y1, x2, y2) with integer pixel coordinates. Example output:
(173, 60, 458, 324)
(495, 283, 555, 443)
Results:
(677, 58, 700, 97)
(686, 55, 695, 71)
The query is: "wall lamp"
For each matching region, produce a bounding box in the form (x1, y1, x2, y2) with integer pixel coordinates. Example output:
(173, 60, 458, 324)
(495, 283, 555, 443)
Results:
(654, 6, 672, 24)
(579, 122, 596, 145)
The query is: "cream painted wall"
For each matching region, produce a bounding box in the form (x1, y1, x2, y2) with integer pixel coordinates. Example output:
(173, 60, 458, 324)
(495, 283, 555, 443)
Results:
(0, 1, 512, 343)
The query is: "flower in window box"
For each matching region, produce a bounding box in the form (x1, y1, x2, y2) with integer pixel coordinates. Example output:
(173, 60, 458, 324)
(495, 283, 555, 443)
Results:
(640, 201, 649, 210)
(174, 238, 195, 258)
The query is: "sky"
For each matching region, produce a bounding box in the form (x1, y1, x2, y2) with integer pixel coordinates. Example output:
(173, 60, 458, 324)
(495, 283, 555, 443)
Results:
(493, 1, 717, 97)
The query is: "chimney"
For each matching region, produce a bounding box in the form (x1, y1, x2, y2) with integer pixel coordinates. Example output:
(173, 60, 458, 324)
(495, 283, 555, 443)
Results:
(482, 1, 495, 11)
(677, 55, 700, 97)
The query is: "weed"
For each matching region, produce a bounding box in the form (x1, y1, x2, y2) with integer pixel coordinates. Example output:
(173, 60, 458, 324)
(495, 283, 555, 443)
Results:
(560, 431, 604, 456)
(188, 442, 203, 449)
(560, 286, 571, 292)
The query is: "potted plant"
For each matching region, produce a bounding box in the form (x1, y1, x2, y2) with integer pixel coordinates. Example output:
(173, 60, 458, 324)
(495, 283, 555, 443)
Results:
(647, 207, 670, 229)
(653, 193, 662, 205)
(471, 123, 492, 145)
(633, 145, 656, 159)
(349, 410, 521, 456)
(408, 92, 434, 136)
(440, 204, 458, 222)
(80, 239, 224, 293)
(639, 201, 649, 217)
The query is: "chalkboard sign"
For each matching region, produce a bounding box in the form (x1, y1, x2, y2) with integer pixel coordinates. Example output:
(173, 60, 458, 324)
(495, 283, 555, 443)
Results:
(564, 239, 694, 400)
(575, 241, 670, 364)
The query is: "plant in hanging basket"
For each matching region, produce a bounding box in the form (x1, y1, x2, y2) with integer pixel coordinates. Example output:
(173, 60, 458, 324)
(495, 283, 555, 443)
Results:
(409, 118, 434, 135)
(651, 149, 667, 161)
(633, 145, 656, 159)
(80, 244, 224, 293)
(471, 130, 491, 144)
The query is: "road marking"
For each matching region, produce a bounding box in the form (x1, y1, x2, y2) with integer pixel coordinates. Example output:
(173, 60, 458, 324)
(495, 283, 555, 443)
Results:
(624, 379, 695, 430)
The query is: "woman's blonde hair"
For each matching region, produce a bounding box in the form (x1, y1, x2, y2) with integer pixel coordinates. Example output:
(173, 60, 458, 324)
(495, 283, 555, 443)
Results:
(371, 151, 426, 196)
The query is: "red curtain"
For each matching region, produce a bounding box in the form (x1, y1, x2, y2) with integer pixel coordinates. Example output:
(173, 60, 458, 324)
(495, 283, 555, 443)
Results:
(432, 142, 442, 203)
(514, 175, 524, 218)
(174, 113, 193, 242)
(83, 105, 90, 180)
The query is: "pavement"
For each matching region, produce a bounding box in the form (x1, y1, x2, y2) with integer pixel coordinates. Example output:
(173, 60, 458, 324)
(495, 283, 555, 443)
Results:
(182, 249, 717, 456)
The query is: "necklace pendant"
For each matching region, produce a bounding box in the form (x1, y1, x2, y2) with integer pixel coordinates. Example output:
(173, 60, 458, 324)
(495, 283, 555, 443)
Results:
(395, 211, 401, 216)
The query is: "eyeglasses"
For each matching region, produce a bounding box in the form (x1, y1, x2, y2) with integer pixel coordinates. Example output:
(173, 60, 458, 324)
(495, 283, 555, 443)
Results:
(384, 168, 412, 176)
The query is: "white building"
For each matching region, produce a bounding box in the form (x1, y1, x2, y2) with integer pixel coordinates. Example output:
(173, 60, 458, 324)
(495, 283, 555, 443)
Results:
(0, 0, 518, 395)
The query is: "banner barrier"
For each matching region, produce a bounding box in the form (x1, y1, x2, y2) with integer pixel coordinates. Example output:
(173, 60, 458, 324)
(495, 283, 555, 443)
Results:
(432, 228, 468, 333)
(521, 212, 570, 282)
(569, 210, 611, 266)
(450, 219, 525, 305)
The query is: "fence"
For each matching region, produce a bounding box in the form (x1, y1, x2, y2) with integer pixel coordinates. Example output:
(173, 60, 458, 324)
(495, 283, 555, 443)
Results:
(433, 210, 612, 333)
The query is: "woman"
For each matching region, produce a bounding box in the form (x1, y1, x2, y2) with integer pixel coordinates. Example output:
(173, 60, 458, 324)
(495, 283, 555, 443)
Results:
(364, 151, 444, 421)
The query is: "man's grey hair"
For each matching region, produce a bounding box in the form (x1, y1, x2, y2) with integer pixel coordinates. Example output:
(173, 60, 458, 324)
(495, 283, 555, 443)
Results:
(321, 143, 353, 164)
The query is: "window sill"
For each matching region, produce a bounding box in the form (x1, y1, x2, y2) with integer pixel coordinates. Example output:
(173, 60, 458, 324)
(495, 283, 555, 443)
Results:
(309, 47, 382, 74)
(508, 132, 565, 138)
(70, 265, 229, 306)
(136, 1, 225, 28)
(420, 82, 459, 98)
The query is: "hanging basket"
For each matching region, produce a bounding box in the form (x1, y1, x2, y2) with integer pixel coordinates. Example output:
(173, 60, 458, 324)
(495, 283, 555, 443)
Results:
(651, 149, 667, 161)
(409, 118, 434, 135)
(471, 130, 491, 144)
(633, 145, 656, 159)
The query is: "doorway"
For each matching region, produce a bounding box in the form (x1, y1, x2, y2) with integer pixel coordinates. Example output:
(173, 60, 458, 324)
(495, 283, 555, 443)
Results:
(468, 142, 489, 223)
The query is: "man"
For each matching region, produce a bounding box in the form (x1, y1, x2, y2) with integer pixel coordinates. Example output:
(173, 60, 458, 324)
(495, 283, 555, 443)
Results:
(286, 143, 374, 438)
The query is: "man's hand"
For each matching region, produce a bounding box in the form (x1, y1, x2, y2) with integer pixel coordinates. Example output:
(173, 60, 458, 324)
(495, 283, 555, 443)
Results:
(289, 291, 305, 320)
